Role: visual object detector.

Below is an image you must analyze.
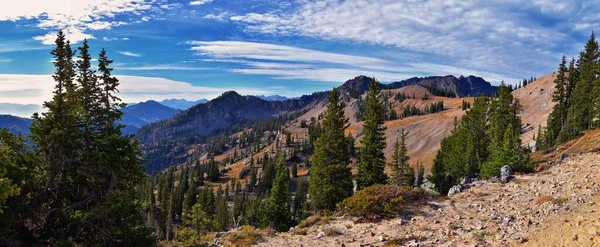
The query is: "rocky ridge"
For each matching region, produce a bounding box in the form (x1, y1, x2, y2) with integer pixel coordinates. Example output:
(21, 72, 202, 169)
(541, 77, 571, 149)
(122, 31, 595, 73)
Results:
(255, 153, 600, 246)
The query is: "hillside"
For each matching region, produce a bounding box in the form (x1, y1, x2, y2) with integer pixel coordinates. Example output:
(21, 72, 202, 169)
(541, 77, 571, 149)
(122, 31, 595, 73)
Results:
(121, 100, 181, 134)
(0, 115, 33, 135)
(386, 75, 498, 97)
(159, 98, 208, 110)
(255, 129, 600, 246)
(512, 72, 557, 147)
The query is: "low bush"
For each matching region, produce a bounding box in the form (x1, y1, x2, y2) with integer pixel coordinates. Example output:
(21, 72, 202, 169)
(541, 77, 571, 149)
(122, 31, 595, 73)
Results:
(223, 226, 269, 247)
(337, 184, 431, 218)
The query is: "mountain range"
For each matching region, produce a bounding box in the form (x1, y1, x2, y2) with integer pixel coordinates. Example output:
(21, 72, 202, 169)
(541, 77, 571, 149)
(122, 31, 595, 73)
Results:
(0, 115, 33, 135)
(158, 98, 208, 110)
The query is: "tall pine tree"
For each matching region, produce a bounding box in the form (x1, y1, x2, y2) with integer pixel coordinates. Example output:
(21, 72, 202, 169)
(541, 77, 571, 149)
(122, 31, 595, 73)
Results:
(309, 89, 353, 211)
(356, 78, 388, 190)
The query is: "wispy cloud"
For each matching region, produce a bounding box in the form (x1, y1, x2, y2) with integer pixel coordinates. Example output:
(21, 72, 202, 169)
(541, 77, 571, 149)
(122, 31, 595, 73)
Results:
(118, 51, 142, 57)
(0, 58, 12, 63)
(115, 64, 212, 71)
(188, 41, 516, 83)
(229, 0, 600, 79)
(103, 37, 130, 42)
(0, 0, 157, 44)
(190, 0, 213, 6)
(0, 74, 273, 106)
(204, 12, 229, 22)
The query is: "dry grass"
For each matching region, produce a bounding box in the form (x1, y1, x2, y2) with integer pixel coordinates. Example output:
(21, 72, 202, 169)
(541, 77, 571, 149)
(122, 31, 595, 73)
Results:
(222, 226, 269, 247)
(535, 194, 568, 206)
(382, 235, 425, 247)
(322, 227, 343, 236)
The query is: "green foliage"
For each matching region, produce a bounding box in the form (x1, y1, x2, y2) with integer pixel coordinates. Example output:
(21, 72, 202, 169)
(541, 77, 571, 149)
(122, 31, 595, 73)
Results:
(389, 129, 412, 186)
(357, 79, 388, 190)
(0, 136, 21, 214)
(177, 204, 216, 246)
(429, 84, 531, 194)
(337, 184, 428, 218)
(266, 156, 292, 231)
(309, 89, 353, 211)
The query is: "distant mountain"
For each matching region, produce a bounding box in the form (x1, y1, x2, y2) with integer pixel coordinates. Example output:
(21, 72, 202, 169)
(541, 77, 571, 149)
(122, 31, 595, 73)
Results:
(386, 75, 498, 97)
(256, 95, 289, 101)
(337, 75, 497, 97)
(120, 100, 181, 135)
(0, 115, 33, 135)
(159, 98, 208, 110)
(0, 103, 42, 118)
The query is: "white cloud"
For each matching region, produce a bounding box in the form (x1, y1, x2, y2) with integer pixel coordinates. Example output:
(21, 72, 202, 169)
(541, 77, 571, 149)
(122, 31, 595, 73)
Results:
(229, 0, 600, 79)
(188, 40, 515, 84)
(103, 37, 130, 42)
(204, 12, 229, 22)
(190, 0, 213, 6)
(118, 51, 142, 57)
(115, 65, 212, 71)
(0, 58, 12, 63)
(0, 0, 156, 44)
(0, 74, 273, 106)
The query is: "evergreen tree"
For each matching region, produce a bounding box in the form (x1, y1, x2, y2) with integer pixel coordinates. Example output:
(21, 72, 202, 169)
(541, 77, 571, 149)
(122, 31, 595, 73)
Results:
(545, 56, 568, 145)
(356, 78, 388, 190)
(177, 204, 215, 245)
(292, 178, 308, 222)
(267, 156, 292, 231)
(571, 33, 598, 130)
(309, 89, 353, 211)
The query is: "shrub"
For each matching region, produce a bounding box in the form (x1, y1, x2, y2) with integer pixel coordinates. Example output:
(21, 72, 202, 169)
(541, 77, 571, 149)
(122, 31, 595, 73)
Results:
(337, 184, 430, 217)
(223, 226, 267, 247)
(323, 227, 343, 236)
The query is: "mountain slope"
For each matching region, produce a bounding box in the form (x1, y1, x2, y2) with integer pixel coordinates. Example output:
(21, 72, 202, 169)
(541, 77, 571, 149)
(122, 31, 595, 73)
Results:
(120, 100, 181, 135)
(0, 103, 42, 118)
(256, 95, 289, 101)
(0, 115, 33, 134)
(387, 75, 498, 97)
(159, 98, 208, 110)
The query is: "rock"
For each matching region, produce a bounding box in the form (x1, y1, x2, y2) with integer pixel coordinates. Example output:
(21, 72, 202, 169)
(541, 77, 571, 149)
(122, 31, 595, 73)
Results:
(379, 234, 388, 242)
(460, 176, 472, 185)
(500, 165, 514, 183)
(316, 231, 325, 239)
(448, 184, 464, 196)
(572, 234, 578, 241)
(560, 153, 569, 162)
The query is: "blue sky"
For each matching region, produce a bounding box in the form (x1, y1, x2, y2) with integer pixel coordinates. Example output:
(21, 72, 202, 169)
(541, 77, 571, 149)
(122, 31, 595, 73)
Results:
(0, 0, 599, 106)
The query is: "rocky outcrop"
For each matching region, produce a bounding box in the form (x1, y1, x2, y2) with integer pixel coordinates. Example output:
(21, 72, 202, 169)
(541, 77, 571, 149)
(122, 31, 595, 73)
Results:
(258, 153, 600, 246)
(500, 165, 514, 183)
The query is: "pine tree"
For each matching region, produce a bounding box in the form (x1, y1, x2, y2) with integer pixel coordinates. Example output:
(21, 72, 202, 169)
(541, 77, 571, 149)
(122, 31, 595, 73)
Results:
(545, 56, 568, 145)
(309, 89, 353, 211)
(177, 203, 215, 245)
(357, 78, 388, 190)
(292, 178, 308, 222)
(215, 186, 229, 231)
(267, 156, 292, 231)
(571, 33, 598, 130)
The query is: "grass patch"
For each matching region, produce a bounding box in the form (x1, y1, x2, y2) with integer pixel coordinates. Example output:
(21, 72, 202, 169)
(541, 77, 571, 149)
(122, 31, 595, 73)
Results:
(323, 227, 343, 236)
(535, 194, 568, 206)
(337, 184, 433, 218)
(222, 226, 267, 247)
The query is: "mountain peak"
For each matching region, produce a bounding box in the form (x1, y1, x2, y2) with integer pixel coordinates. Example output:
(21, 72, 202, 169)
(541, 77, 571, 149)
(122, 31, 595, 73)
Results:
(338, 75, 378, 94)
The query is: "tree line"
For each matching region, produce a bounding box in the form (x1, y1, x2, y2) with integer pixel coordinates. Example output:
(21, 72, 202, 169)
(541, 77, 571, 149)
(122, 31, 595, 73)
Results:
(537, 32, 600, 151)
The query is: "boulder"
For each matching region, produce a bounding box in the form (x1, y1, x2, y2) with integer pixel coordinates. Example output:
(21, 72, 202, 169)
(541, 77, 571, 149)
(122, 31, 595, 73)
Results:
(448, 184, 464, 196)
(500, 165, 513, 183)
(460, 176, 472, 185)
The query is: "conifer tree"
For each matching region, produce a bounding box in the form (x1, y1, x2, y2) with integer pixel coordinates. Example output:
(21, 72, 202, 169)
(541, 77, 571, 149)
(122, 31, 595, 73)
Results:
(571, 33, 598, 130)
(267, 156, 292, 231)
(357, 78, 388, 189)
(309, 89, 353, 211)
(545, 56, 568, 145)
(292, 178, 308, 222)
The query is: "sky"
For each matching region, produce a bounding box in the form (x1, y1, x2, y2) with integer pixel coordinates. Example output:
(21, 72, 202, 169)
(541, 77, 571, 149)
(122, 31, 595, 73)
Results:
(0, 0, 599, 107)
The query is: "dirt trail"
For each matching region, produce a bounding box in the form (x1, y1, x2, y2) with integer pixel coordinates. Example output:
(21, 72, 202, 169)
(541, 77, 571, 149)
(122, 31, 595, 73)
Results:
(257, 153, 600, 246)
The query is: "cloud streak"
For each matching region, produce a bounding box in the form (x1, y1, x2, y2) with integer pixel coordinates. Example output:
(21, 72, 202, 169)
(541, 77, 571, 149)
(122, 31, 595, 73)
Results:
(229, 0, 600, 79)
(118, 51, 142, 57)
(0, 74, 274, 107)
(188, 40, 517, 83)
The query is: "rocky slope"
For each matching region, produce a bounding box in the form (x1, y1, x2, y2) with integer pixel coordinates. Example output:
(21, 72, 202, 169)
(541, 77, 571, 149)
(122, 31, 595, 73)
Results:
(257, 150, 600, 246)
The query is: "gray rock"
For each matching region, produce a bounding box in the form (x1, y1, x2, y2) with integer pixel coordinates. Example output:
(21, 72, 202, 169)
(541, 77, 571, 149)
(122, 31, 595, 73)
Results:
(560, 153, 569, 162)
(420, 179, 435, 189)
(448, 184, 464, 196)
(500, 165, 513, 183)
(460, 176, 472, 185)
